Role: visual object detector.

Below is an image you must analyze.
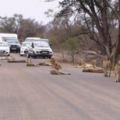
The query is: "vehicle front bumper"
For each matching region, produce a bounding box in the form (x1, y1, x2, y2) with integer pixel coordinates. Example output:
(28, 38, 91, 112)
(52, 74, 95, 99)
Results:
(34, 50, 53, 57)
(20, 49, 53, 57)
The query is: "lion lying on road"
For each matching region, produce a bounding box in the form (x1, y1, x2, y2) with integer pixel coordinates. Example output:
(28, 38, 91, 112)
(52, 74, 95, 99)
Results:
(50, 58, 71, 75)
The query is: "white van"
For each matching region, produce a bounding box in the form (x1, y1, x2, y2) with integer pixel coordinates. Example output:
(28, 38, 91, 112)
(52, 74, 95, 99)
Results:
(20, 37, 53, 58)
(0, 33, 21, 53)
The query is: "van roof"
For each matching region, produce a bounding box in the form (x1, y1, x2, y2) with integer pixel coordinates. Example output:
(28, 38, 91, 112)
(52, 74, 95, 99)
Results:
(25, 37, 41, 40)
(25, 37, 49, 42)
(0, 33, 17, 38)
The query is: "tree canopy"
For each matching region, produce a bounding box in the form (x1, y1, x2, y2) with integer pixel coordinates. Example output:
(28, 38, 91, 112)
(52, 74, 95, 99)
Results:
(47, 0, 120, 64)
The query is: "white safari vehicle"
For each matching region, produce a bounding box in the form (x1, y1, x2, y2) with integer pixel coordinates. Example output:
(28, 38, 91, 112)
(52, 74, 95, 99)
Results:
(0, 33, 21, 53)
(20, 37, 53, 58)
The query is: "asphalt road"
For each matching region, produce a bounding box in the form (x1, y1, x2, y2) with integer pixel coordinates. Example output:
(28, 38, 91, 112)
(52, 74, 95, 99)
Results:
(0, 54, 120, 120)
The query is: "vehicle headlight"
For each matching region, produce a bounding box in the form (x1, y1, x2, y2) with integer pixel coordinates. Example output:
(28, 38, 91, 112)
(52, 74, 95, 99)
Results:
(21, 47, 26, 51)
(5, 48, 9, 53)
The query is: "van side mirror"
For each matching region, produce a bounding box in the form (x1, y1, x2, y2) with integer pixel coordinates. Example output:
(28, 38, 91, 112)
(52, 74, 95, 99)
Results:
(50, 43, 52, 47)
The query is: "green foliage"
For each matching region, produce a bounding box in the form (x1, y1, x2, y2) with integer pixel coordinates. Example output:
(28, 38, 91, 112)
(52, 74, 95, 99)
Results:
(65, 37, 80, 63)
(65, 37, 79, 52)
(50, 35, 60, 49)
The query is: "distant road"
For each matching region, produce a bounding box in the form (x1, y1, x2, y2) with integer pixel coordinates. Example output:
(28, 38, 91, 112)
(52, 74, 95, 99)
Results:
(0, 54, 120, 120)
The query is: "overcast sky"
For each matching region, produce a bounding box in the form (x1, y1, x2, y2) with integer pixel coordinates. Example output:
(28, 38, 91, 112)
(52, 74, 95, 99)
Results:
(0, 0, 61, 24)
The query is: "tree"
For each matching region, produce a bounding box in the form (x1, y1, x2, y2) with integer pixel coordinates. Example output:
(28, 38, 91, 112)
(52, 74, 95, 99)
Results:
(65, 37, 79, 63)
(0, 14, 45, 41)
(49, 0, 120, 65)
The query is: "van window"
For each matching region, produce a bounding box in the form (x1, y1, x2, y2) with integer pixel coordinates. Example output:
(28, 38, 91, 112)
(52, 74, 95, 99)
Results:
(34, 41, 49, 47)
(3, 37, 18, 43)
(22, 42, 31, 47)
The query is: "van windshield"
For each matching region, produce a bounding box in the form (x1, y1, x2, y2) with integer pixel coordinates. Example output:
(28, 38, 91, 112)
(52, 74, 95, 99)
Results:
(34, 41, 49, 47)
(3, 37, 19, 43)
(22, 42, 31, 47)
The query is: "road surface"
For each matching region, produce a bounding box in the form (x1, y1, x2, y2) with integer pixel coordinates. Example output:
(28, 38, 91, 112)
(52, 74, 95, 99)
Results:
(0, 55, 120, 120)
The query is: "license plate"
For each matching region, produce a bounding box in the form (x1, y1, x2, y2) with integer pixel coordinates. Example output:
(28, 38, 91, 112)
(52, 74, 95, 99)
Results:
(12, 48, 17, 50)
(42, 51, 48, 54)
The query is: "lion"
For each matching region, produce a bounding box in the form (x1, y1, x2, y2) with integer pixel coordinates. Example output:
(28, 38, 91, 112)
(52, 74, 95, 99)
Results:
(114, 61, 120, 82)
(50, 58, 70, 75)
(103, 57, 112, 77)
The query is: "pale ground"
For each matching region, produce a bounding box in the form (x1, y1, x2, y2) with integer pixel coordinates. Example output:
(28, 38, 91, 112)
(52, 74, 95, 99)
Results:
(0, 54, 120, 120)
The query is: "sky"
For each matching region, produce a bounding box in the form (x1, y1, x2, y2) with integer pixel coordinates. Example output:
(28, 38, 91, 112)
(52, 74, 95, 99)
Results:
(0, 0, 61, 24)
